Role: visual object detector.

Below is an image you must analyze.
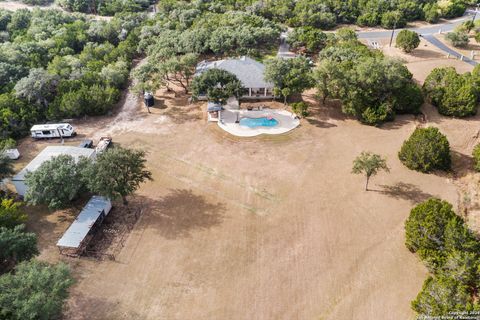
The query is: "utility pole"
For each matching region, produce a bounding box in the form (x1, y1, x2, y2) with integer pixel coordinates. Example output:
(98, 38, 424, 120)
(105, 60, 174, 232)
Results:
(389, 19, 397, 47)
(389, 0, 398, 47)
(473, 4, 479, 23)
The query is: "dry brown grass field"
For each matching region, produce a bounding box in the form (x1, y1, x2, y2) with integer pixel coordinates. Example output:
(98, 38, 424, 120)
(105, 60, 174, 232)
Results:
(14, 44, 480, 320)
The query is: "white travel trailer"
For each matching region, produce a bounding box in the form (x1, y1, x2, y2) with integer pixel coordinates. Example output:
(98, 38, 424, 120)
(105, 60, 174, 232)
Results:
(30, 123, 76, 139)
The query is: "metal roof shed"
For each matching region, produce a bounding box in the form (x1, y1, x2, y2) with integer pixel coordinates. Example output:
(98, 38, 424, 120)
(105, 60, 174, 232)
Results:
(12, 146, 96, 196)
(57, 196, 112, 256)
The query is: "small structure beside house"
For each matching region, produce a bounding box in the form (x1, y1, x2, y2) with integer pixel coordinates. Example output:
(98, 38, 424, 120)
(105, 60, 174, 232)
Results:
(195, 56, 274, 100)
(12, 146, 96, 197)
(207, 97, 239, 122)
(3, 149, 20, 160)
(57, 196, 112, 257)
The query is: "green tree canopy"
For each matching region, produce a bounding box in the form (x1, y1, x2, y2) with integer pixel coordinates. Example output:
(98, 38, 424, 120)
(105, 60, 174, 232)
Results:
(412, 275, 475, 316)
(264, 56, 313, 105)
(396, 30, 420, 53)
(24, 154, 87, 210)
(405, 197, 480, 315)
(398, 127, 451, 173)
(287, 27, 328, 54)
(0, 198, 26, 229)
(445, 31, 469, 47)
(0, 152, 14, 182)
(13, 68, 58, 108)
(352, 151, 389, 191)
(313, 42, 423, 125)
(0, 225, 37, 272)
(83, 147, 152, 205)
(191, 68, 243, 104)
(0, 260, 74, 320)
(405, 198, 457, 256)
(423, 67, 478, 117)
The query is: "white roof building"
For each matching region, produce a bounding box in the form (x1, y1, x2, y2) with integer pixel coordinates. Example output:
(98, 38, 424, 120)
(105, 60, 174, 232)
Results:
(12, 146, 96, 196)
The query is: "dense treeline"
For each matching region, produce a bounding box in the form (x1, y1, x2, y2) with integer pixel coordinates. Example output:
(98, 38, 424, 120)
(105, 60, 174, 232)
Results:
(0, 9, 145, 140)
(135, 1, 281, 92)
(406, 198, 480, 316)
(58, 0, 152, 16)
(176, 0, 471, 29)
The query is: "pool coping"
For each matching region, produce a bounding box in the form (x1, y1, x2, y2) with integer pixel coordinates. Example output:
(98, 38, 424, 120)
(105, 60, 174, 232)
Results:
(218, 109, 300, 137)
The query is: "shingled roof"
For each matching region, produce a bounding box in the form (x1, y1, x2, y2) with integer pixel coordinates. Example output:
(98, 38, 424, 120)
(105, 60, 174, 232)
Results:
(195, 56, 273, 89)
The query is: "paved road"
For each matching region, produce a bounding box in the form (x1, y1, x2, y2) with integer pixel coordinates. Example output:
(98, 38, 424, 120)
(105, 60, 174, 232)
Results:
(278, 30, 296, 58)
(358, 10, 479, 65)
(357, 10, 477, 39)
(422, 34, 478, 66)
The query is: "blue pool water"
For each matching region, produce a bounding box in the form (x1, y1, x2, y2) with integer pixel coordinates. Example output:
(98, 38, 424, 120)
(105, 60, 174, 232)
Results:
(239, 117, 279, 128)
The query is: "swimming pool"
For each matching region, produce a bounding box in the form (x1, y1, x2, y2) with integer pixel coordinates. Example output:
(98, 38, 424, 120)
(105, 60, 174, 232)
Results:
(239, 117, 279, 128)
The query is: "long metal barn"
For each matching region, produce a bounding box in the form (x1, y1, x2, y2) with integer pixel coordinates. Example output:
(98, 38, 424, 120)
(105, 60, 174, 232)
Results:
(57, 196, 112, 257)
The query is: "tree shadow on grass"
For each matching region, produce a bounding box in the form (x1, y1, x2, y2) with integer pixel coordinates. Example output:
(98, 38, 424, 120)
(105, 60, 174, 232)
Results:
(373, 182, 435, 204)
(305, 118, 337, 128)
(377, 114, 416, 130)
(65, 293, 142, 320)
(141, 189, 226, 239)
(451, 150, 474, 179)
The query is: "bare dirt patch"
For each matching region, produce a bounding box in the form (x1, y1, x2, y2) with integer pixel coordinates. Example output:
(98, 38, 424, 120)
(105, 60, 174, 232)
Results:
(373, 37, 474, 82)
(17, 59, 479, 320)
(49, 88, 458, 320)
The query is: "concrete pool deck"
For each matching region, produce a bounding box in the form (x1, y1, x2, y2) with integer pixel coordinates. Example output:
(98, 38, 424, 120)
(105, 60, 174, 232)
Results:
(218, 109, 300, 137)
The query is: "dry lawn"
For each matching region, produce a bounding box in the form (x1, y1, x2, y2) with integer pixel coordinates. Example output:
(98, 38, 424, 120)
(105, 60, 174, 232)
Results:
(15, 50, 480, 320)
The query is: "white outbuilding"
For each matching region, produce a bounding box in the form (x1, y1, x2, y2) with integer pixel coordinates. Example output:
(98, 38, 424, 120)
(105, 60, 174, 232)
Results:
(12, 146, 96, 196)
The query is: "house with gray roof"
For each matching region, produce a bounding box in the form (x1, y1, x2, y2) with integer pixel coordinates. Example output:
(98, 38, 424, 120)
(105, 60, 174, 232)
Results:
(195, 56, 274, 100)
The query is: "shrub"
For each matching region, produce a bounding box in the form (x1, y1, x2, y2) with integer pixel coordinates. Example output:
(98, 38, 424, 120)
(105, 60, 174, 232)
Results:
(0, 260, 74, 320)
(0, 138, 15, 150)
(472, 143, 480, 171)
(412, 275, 474, 316)
(445, 31, 469, 47)
(405, 198, 457, 255)
(392, 82, 423, 114)
(405, 197, 480, 316)
(396, 30, 420, 53)
(0, 225, 38, 272)
(398, 127, 451, 172)
(290, 101, 309, 117)
(423, 67, 478, 117)
(0, 198, 26, 229)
